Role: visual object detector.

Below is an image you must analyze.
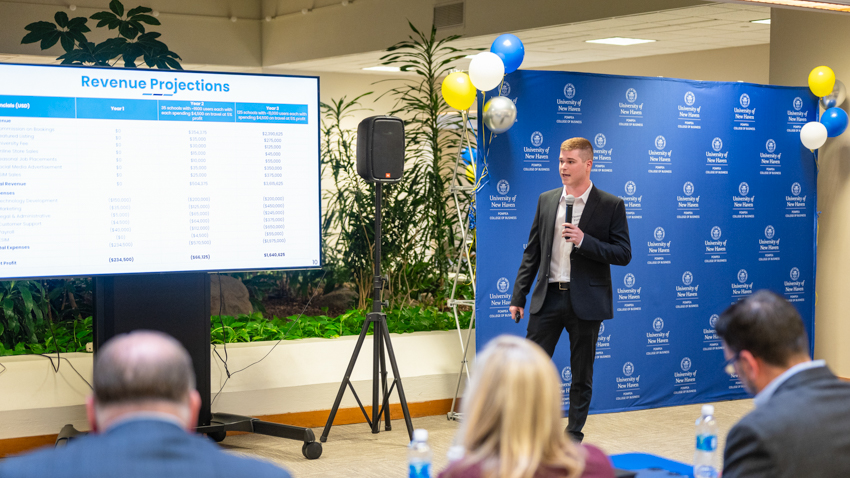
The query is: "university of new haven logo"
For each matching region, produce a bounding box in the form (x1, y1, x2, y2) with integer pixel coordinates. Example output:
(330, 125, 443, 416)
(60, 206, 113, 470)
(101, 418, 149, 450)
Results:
(564, 83, 575, 99)
(682, 271, 693, 286)
(496, 179, 510, 195)
(599, 322, 605, 334)
(680, 357, 692, 372)
(793, 97, 803, 111)
(683, 182, 694, 196)
(561, 366, 572, 383)
(739, 182, 750, 196)
(684, 91, 696, 106)
(792, 182, 802, 196)
(711, 226, 722, 240)
(654, 227, 665, 241)
(709, 314, 719, 329)
(655, 135, 666, 150)
(740, 93, 751, 108)
(625, 181, 637, 196)
(623, 362, 635, 377)
(594, 133, 606, 148)
(765, 225, 775, 239)
(500, 82, 511, 96)
(531, 131, 544, 147)
(712, 137, 723, 152)
(653, 317, 664, 332)
(496, 277, 510, 293)
(624, 273, 636, 288)
(626, 88, 638, 103)
(766, 139, 777, 153)
(738, 269, 748, 283)
(790, 267, 801, 281)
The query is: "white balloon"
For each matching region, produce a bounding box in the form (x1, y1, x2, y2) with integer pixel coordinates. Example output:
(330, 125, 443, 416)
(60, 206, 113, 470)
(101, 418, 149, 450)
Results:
(468, 52, 505, 92)
(800, 121, 828, 150)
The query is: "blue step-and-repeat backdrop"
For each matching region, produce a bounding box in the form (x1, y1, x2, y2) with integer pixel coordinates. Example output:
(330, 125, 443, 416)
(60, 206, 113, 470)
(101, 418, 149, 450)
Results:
(475, 70, 818, 413)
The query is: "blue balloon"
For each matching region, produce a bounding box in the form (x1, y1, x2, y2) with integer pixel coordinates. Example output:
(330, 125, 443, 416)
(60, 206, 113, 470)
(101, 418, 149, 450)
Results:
(821, 107, 849, 137)
(461, 147, 477, 165)
(490, 34, 525, 74)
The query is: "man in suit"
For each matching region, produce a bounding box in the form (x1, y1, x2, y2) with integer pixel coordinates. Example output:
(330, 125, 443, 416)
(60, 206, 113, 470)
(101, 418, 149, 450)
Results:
(509, 137, 631, 442)
(717, 290, 850, 478)
(0, 330, 291, 478)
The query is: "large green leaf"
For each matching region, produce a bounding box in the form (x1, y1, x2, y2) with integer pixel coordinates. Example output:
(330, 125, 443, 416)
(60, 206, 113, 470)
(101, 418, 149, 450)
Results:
(17, 284, 34, 316)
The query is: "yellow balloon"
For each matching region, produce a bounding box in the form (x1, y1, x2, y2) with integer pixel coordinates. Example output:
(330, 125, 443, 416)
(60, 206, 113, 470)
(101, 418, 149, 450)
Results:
(442, 72, 477, 110)
(809, 66, 836, 97)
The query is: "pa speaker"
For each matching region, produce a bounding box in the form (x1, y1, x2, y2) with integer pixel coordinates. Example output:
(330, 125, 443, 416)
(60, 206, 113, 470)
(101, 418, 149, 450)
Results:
(357, 116, 404, 183)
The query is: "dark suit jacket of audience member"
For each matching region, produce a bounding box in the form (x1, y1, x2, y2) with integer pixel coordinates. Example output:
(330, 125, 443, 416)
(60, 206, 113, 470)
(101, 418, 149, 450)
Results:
(0, 419, 291, 478)
(723, 366, 850, 478)
(511, 185, 631, 321)
(438, 444, 615, 478)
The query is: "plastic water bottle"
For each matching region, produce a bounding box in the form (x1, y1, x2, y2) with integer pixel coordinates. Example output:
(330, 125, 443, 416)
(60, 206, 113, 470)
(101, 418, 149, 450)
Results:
(409, 428, 432, 478)
(446, 445, 465, 463)
(694, 404, 719, 478)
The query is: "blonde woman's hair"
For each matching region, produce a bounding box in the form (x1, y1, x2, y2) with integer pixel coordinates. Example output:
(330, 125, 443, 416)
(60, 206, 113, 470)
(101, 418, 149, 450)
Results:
(454, 335, 584, 478)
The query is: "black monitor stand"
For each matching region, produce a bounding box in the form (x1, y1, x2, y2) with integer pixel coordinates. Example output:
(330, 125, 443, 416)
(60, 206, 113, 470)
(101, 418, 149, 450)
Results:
(56, 272, 322, 459)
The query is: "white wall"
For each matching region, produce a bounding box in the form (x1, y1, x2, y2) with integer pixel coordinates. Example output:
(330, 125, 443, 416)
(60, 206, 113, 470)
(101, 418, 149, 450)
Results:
(0, 330, 474, 439)
(542, 44, 769, 84)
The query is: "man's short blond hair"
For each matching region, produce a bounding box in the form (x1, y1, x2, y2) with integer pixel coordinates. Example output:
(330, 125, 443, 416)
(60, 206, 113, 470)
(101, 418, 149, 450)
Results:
(560, 137, 594, 161)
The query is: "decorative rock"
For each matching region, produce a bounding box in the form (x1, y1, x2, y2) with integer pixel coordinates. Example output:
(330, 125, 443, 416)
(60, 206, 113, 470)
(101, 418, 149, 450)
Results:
(314, 286, 358, 312)
(210, 274, 253, 317)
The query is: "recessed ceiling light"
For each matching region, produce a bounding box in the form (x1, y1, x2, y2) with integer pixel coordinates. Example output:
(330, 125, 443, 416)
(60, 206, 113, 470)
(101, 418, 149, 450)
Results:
(736, 0, 850, 12)
(586, 37, 656, 46)
(362, 66, 401, 72)
(751, 18, 771, 24)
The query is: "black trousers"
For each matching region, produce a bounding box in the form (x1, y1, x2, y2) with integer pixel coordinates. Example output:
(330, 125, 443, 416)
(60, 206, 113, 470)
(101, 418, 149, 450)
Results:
(526, 283, 602, 442)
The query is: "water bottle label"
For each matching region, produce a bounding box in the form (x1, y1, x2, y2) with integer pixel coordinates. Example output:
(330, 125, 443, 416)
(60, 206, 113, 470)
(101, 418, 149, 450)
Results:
(410, 463, 430, 478)
(696, 434, 717, 452)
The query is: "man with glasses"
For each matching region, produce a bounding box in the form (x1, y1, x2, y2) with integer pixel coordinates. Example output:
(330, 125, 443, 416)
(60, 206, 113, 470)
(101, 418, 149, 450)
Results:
(715, 290, 850, 478)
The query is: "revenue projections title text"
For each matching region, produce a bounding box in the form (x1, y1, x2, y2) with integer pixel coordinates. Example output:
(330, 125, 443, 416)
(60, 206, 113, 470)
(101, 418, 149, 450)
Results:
(80, 76, 231, 94)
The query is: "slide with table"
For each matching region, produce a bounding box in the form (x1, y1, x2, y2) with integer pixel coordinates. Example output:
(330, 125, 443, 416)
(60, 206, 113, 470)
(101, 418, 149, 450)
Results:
(0, 64, 320, 278)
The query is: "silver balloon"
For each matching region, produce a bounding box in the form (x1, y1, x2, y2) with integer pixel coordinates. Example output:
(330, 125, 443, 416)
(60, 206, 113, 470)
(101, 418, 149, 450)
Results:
(821, 79, 846, 109)
(482, 96, 517, 134)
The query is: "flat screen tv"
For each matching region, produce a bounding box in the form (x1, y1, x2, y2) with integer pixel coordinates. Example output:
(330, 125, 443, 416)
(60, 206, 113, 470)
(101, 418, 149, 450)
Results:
(0, 63, 320, 279)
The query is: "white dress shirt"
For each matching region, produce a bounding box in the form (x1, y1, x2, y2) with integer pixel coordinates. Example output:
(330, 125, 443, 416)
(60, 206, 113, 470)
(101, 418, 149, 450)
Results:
(549, 181, 592, 283)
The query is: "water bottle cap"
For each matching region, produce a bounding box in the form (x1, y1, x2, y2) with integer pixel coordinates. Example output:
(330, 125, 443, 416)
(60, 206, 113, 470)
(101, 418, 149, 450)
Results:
(701, 404, 715, 416)
(413, 429, 429, 441)
(446, 445, 465, 462)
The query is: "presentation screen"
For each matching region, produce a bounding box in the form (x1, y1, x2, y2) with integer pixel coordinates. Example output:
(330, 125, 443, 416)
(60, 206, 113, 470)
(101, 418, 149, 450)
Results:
(0, 64, 320, 279)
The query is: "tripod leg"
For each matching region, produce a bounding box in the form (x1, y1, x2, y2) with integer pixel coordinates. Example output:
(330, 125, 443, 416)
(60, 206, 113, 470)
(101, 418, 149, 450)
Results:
(321, 318, 372, 442)
(380, 320, 414, 440)
(371, 316, 380, 434)
(380, 329, 391, 431)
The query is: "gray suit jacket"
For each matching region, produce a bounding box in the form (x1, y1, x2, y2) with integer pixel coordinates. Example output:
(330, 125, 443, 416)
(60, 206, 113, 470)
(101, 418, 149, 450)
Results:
(722, 366, 850, 478)
(0, 419, 291, 478)
(510, 184, 631, 320)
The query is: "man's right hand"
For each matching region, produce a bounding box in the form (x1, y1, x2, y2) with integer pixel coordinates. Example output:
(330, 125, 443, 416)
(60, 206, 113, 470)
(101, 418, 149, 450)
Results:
(509, 305, 524, 323)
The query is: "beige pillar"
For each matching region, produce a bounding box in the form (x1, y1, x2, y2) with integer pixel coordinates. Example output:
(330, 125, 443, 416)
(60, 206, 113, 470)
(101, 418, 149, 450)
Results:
(770, 8, 850, 377)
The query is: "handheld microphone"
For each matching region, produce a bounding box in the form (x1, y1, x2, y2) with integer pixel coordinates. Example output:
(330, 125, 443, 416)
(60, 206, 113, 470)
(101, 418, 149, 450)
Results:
(564, 195, 575, 241)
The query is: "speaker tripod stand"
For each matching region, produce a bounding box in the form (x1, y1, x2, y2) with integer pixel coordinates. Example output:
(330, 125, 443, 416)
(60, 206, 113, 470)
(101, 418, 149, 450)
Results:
(321, 182, 414, 442)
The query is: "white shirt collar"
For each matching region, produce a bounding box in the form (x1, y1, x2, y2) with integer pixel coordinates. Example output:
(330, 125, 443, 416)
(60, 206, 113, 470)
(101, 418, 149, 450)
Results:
(753, 359, 825, 407)
(561, 181, 593, 203)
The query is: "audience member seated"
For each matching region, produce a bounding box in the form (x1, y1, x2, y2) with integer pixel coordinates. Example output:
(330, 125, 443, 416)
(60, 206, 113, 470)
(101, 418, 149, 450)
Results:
(439, 335, 614, 478)
(716, 290, 850, 478)
(0, 330, 291, 478)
